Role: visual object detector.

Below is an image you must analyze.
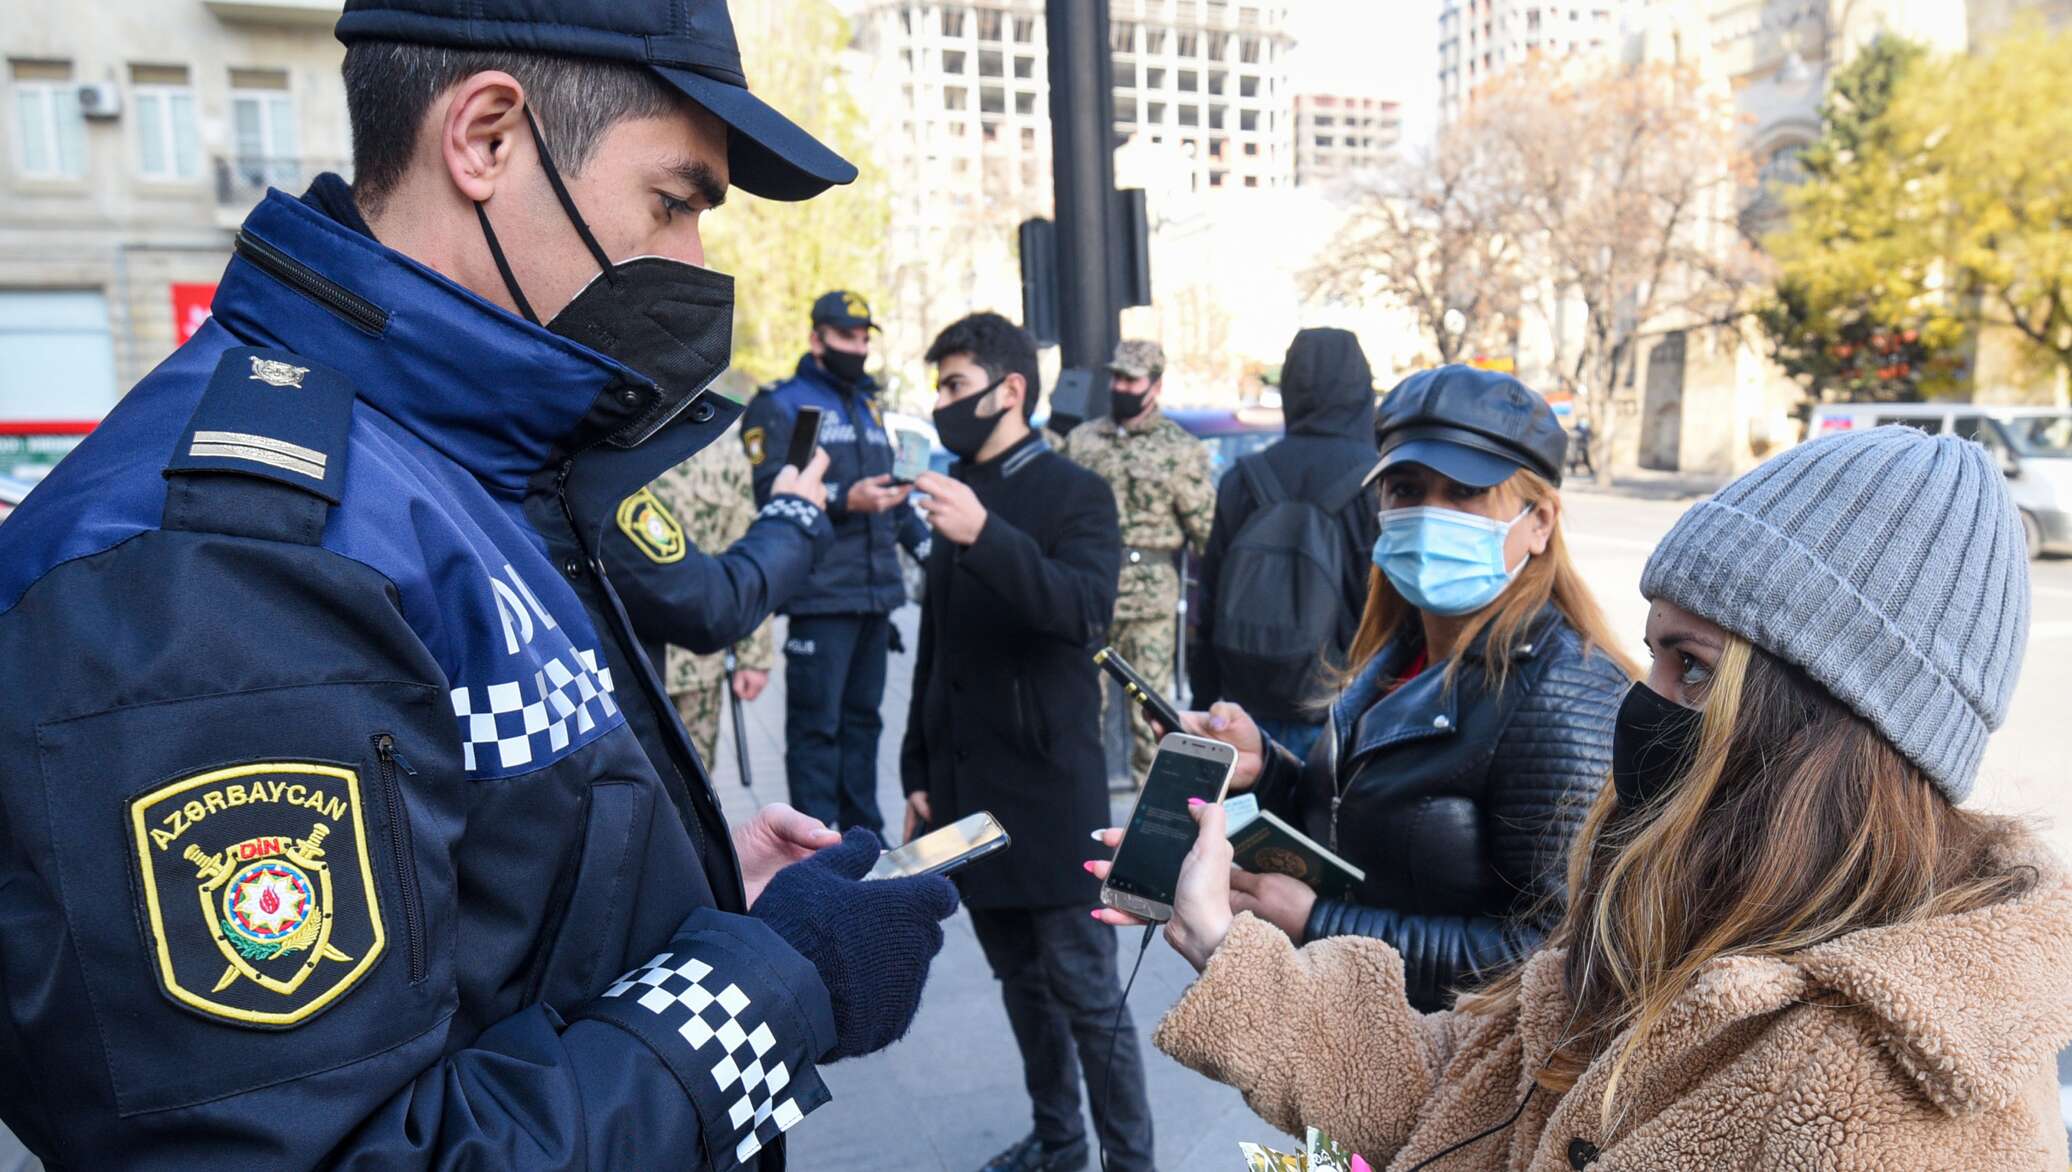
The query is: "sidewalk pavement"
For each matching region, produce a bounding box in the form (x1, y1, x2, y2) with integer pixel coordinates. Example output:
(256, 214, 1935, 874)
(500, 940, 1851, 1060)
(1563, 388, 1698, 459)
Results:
(716, 611, 1293, 1170)
(1560, 466, 1730, 502)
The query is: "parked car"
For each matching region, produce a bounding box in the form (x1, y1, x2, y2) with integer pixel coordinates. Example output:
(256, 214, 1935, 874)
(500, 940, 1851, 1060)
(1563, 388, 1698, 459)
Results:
(1165, 405, 1285, 483)
(1809, 402, 2072, 558)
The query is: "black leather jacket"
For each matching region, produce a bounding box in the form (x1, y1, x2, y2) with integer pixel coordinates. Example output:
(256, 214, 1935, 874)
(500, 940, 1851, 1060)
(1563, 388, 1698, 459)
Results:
(1252, 606, 1628, 1011)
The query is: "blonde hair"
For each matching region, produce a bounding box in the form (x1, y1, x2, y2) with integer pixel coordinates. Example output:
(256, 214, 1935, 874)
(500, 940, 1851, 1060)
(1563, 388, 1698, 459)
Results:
(1342, 468, 1638, 692)
(1457, 636, 2033, 1133)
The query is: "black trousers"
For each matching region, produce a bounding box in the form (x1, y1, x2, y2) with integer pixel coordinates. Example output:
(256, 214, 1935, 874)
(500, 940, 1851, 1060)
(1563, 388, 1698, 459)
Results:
(968, 905, 1155, 1170)
(782, 613, 889, 833)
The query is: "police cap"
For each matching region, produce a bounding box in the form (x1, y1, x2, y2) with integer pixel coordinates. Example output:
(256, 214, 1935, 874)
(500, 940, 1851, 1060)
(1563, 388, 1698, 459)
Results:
(336, 0, 856, 201)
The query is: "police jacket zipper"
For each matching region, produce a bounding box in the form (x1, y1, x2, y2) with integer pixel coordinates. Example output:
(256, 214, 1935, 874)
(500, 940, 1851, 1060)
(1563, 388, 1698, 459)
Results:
(235, 230, 391, 336)
(373, 734, 427, 984)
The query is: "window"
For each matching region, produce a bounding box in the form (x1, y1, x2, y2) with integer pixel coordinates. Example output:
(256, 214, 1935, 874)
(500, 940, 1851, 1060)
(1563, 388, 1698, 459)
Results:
(1239, 35, 1260, 63)
(230, 69, 298, 190)
(1243, 140, 1257, 156)
(1014, 16, 1035, 42)
(1239, 109, 1258, 131)
(0, 290, 119, 419)
(10, 60, 86, 179)
(1208, 32, 1230, 58)
(944, 50, 967, 73)
(1315, 134, 1334, 148)
(1014, 55, 1034, 79)
(1146, 67, 1165, 89)
(1208, 69, 1227, 94)
(1015, 90, 1035, 116)
(1177, 104, 1198, 126)
(980, 85, 1005, 114)
(1243, 174, 1258, 187)
(1114, 60, 1136, 86)
(979, 50, 1004, 77)
(1115, 94, 1138, 122)
(1147, 101, 1165, 123)
(1020, 126, 1036, 148)
(132, 64, 200, 181)
(1111, 22, 1137, 53)
(1145, 28, 1167, 54)
(1178, 69, 1198, 92)
(977, 9, 1004, 40)
(945, 86, 969, 110)
(1209, 170, 1224, 187)
(1176, 32, 1198, 56)
(1207, 104, 1225, 129)
(1315, 113, 1336, 127)
(941, 9, 965, 36)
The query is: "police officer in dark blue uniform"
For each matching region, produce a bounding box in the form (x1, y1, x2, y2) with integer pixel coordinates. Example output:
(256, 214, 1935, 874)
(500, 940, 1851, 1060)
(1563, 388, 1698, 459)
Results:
(741, 292, 930, 834)
(0, 2, 959, 1167)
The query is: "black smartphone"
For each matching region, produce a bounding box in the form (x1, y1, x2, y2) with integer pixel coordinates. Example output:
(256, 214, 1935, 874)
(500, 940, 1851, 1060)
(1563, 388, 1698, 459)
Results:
(1100, 733, 1238, 922)
(865, 811, 1010, 880)
(1092, 646, 1184, 736)
(785, 405, 824, 471)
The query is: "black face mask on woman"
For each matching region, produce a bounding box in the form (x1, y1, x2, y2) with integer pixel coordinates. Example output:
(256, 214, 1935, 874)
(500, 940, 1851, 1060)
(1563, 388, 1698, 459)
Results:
(932, 376, 1007, 459)
(475, 107, 734, 448)
(1610, 681, 1705, 811)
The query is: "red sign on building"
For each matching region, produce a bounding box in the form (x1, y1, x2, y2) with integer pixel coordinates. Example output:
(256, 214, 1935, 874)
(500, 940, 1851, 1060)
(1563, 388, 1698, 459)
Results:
(170, 282, 217, 346)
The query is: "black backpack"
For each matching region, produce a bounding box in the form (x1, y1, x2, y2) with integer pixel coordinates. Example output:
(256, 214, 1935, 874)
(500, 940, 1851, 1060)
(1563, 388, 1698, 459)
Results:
(1210, 454, 1373, 709)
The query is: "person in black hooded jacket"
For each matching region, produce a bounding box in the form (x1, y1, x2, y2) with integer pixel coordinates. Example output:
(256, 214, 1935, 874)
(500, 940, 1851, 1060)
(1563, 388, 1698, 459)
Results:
(1190, 328, 1382, 760)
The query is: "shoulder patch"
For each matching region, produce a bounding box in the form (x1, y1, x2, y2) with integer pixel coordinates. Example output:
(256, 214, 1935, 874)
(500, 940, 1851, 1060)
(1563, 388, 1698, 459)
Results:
(743, 425, 767, 466)
(617, 487, 687, 563)
(128, 761, 385, 1028)
(164, 346, 355, 503)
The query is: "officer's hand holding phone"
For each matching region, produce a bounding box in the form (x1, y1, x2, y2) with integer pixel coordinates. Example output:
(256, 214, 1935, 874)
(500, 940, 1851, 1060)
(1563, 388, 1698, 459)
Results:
(771, 447, 832, 511)
(1087, 803, 1234, 972)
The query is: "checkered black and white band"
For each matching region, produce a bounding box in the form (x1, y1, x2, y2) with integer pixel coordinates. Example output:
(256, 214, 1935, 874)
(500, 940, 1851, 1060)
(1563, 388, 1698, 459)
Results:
(758, 497, 823, 534)
(591, 946, 832, 1169)
(449, 646, 618, 775)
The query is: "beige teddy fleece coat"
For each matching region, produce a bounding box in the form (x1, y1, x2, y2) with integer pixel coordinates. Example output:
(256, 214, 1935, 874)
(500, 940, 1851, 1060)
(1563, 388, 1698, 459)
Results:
(1154, 839, 2072, 1170)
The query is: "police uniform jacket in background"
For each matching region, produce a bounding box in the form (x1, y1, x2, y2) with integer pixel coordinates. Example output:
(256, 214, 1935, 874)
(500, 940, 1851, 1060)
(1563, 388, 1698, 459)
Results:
(644, 423, 795, 764)
(900, 437, 1121, 909)
(1251, 606, 1628, 1011)
(0, 183, 839, 1169)
(1191, 328, 1380, 722)
(607, 391, 832, 703)
(741, 353, 928, 617)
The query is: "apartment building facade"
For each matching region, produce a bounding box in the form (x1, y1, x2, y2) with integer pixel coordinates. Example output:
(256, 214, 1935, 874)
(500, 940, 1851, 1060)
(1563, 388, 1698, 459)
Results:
(1436, 0, 1626, 122)
(0, 0, 349, 460)
(1292, 91, 1401, 186)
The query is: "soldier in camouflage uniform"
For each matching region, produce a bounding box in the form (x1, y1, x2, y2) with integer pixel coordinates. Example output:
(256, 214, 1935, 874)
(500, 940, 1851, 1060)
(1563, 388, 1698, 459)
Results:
(647, 422, 778, 768)
(1061, 339, 1216, 778)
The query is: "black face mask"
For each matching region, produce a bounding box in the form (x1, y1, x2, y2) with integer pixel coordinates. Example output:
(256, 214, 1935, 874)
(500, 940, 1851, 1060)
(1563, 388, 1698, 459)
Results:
(819, 345, 868, 387)
(1610, 681, 1705, 811)
(1109, 388, 1149, 423)
(475, 107, 734, 448)
(933, 377, 1007, 460)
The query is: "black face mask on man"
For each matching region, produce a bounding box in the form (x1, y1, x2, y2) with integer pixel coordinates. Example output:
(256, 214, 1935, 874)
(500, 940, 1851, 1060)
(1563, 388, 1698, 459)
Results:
(819, 344, 868, 387)
(1109, 387, 1149, 423)
(933, 376, 1008, 460)
(474, 106, 734, 448)
(1610, 681, 1705, 811)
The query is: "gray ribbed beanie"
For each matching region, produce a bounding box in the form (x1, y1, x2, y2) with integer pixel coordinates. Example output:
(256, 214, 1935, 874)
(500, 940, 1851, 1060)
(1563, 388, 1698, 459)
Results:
(1639, 425, 2030, 803)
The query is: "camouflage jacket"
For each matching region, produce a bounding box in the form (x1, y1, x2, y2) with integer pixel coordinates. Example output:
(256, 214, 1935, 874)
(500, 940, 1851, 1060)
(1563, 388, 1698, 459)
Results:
(647, 423, 776, 692)
(1062, 413, 1215, 620)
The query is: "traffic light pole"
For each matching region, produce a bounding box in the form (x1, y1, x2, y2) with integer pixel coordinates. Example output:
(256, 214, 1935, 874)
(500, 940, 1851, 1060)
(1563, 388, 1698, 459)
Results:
(1046, 0, 1121, 382)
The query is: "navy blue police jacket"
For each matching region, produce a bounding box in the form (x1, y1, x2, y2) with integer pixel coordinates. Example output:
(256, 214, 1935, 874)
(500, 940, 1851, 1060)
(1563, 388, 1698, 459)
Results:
(739, 357, 928, 616)
(0, 187, 840, 1170)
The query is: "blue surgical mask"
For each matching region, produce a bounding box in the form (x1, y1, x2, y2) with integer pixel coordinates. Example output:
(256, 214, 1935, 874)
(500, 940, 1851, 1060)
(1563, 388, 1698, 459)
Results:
(1371, 505, 1533, 616)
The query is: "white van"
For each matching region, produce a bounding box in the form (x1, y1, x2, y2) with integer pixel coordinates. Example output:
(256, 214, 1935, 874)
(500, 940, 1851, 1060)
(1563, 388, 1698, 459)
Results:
(1807, 403, 2072, 559)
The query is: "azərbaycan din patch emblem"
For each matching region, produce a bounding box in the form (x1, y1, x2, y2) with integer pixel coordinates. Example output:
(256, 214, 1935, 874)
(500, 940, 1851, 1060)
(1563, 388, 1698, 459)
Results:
(128, 762, 385, 1028)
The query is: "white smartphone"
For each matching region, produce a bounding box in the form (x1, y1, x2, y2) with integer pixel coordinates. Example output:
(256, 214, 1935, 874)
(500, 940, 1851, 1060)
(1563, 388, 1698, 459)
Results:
(865, 811, 1010, 881)
(1099, 733, 1239, 922)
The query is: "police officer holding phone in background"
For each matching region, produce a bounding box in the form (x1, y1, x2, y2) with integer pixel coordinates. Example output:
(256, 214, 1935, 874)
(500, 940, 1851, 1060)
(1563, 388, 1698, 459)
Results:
(0, 1, 960, 1165)
(743, 291, 931, 834)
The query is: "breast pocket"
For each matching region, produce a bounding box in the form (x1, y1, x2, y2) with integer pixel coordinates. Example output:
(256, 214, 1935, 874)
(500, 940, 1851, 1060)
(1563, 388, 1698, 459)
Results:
(33, 680, 456, 1116)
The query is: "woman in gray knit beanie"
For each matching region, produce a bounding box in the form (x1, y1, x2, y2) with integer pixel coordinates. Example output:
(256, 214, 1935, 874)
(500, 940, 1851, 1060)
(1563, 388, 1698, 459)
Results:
(1129, 424, 2071, 1170)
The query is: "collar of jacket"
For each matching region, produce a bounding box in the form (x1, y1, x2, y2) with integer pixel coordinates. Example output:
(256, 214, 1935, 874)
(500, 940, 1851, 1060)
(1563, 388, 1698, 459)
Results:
(212, 189, 705, 504)
(793, 352, 878, 399)
(955, 432, 1047, 484)
(1335, 605, 1561, 763)
(1510, 836, 2072, 1119)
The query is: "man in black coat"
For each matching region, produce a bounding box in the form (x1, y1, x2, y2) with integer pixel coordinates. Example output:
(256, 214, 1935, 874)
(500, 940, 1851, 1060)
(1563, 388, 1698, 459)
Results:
(898, 314, 1152, 1172)
(1191, 327, 1381, 760)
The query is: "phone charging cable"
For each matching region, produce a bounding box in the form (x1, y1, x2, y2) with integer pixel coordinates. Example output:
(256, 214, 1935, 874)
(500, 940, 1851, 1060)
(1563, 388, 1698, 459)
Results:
(1099, 921, 1159, 1172)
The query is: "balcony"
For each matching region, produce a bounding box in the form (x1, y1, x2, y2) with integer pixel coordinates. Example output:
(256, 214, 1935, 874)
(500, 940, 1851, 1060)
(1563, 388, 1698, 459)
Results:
(204, 0, 341, 25)
(214, 156, 351, 225)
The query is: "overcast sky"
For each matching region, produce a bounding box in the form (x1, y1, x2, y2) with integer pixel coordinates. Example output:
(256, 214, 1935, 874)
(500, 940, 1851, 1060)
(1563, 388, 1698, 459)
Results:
(1285, 0, 1441, 147)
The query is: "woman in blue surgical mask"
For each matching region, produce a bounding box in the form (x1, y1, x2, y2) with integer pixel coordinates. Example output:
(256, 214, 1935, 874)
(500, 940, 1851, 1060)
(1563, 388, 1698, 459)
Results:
(1150, 365, 1637, 1011)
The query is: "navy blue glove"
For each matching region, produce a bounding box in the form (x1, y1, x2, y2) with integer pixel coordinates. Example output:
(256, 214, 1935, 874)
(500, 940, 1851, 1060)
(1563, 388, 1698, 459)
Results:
(751, 828, 959, 1060)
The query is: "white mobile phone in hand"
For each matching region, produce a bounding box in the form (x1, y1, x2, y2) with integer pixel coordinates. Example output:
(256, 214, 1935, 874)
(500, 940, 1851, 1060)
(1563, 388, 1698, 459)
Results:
(1099, 733, 1237, 922)
(865, 811, 1010, 881)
